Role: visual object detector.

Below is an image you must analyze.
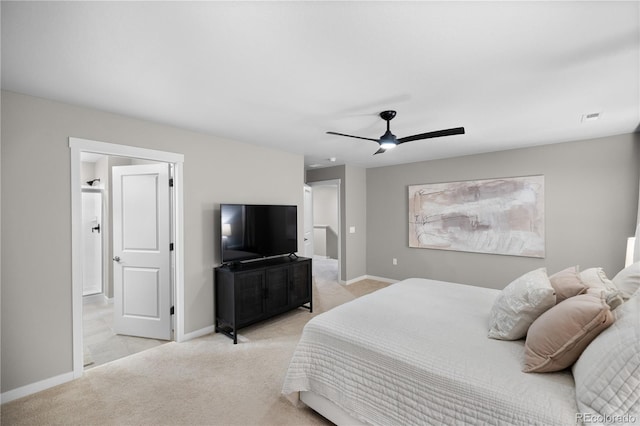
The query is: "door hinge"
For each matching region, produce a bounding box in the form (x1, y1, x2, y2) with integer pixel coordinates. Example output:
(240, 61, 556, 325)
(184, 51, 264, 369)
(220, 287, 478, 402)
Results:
(170, 306, 175, 315)
(170, 243, 174, 251)
(169, 178, 174, 187)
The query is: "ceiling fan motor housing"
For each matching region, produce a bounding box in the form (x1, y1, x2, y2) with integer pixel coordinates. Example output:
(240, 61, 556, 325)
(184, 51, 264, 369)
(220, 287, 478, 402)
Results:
(380, 110, 397, 121)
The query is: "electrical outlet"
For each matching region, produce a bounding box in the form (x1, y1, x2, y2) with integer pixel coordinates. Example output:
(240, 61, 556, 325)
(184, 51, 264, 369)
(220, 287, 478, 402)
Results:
(349, 226, 356, 234)
(392, 258, 398, 265)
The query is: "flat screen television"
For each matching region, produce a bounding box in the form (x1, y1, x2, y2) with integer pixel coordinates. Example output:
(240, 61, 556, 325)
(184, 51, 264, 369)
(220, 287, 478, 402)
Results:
(220, 204, 298, 264)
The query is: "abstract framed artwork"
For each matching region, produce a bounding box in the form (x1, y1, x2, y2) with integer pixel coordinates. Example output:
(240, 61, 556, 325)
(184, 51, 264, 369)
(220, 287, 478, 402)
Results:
(409, 175, 545, 257)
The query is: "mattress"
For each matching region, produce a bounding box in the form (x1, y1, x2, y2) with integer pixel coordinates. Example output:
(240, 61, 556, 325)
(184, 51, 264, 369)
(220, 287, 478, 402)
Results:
(282, 278, 579, 425)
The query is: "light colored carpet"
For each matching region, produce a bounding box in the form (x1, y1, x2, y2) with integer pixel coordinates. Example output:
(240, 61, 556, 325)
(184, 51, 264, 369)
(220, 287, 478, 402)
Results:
(1, 265, 388, 426)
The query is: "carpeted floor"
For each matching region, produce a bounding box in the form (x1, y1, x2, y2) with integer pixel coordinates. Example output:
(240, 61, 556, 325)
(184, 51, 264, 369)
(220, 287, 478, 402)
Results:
(1, 263, 388, 426)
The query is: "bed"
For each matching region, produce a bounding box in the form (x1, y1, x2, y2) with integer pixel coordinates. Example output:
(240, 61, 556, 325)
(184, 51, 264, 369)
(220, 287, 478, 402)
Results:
(282, 278, 581, 425)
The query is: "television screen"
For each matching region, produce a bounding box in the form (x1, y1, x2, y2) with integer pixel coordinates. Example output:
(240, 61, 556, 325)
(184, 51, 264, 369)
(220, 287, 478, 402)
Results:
(220, 204, 298, 263)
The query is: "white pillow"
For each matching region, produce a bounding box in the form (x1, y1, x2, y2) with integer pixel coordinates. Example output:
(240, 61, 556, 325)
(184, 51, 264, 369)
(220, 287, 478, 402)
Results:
(612, 262, 640, 300)
(580, 267, 617, 292)
(580, 267, 624, 310)
(488, 268, 556, 340)
(572, 291, 639, 420)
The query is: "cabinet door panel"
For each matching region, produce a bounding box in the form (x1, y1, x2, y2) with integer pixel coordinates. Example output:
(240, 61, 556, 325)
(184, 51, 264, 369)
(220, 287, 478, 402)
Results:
(290, 261, 311, 306)
(266, 265, 289, 312)
(236, 270, 265, 324)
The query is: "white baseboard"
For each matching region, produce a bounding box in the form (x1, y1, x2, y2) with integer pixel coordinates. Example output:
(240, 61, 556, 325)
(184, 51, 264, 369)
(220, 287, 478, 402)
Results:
(342, 275, 365, 285)
(179, 325, 215, 342)
(1, 371, 75, 404)
(82, 293, 104, 304)
(342, 275, 398, 285)
(362, 275, 398, 284)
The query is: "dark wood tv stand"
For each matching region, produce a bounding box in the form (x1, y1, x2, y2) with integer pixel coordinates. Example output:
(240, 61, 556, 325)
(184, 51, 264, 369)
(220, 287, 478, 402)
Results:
(214, 256, 312, 344)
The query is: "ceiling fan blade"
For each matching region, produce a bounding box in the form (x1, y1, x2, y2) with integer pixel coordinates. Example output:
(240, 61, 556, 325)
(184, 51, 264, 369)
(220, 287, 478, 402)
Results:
(373, 147, 386, 155)
(397, 127, 465, 144)
(326, 131, 379, 142)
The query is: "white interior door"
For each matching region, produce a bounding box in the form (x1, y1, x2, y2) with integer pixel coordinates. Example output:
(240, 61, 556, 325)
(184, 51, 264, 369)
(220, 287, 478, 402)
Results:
(112, 163, 171, 340)
(304, 185, 314, 258)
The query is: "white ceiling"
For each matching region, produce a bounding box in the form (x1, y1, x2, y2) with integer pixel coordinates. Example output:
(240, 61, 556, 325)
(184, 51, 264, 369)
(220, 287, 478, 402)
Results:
(2, 1, 639, 169)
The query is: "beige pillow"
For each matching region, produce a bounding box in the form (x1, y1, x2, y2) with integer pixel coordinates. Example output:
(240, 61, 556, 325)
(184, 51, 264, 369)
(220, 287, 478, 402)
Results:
(548, 266, 587, 303)
(488, 268, 556, 340)
(523, 293, 614, 373)
(580, 267, 624, 310)
(612, 261, 640, 300)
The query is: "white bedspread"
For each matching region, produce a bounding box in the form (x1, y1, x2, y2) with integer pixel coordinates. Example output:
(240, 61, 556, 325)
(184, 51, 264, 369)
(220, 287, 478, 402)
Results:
(282, 278, 579, 425)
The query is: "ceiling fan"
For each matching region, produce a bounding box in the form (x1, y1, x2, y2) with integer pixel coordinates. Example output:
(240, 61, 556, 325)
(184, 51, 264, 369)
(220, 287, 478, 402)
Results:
(327, 110, 465, 155)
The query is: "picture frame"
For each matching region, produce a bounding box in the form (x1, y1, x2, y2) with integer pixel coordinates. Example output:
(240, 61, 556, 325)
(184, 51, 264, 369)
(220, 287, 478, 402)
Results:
(408, 175, 545, 257)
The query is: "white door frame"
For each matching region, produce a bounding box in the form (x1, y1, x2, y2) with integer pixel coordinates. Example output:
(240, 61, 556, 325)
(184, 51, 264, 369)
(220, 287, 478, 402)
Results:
(303, 185, 314, 258)
(69, 137, 185, 379)
(308, 179, 341, 283)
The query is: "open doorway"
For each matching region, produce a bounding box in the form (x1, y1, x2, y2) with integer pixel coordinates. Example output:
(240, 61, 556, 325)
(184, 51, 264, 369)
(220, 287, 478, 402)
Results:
(79, 153, 171, 369)
(70, 138, 185, 378)
(308, 180, 341, 285)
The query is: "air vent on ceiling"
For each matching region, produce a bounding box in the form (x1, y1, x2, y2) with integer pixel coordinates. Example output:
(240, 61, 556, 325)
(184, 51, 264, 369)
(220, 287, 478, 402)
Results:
(581, 112, 601, 122)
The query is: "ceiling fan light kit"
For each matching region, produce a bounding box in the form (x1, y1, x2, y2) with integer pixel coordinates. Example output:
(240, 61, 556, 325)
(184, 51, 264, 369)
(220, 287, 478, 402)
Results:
(379, 130, 398, 150)
(327, 110, 465, 155)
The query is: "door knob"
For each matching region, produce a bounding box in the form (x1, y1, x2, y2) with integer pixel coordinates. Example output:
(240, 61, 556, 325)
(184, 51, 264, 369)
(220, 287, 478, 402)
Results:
(113, 256, 121, 262)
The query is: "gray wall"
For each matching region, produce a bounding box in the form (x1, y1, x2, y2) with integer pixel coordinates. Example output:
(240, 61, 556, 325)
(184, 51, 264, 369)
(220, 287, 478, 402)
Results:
(367, 133, 640, 289)
(345, 165, 367, 281)
(306, 164, 367, 282)
(1, 91, 304, 393)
